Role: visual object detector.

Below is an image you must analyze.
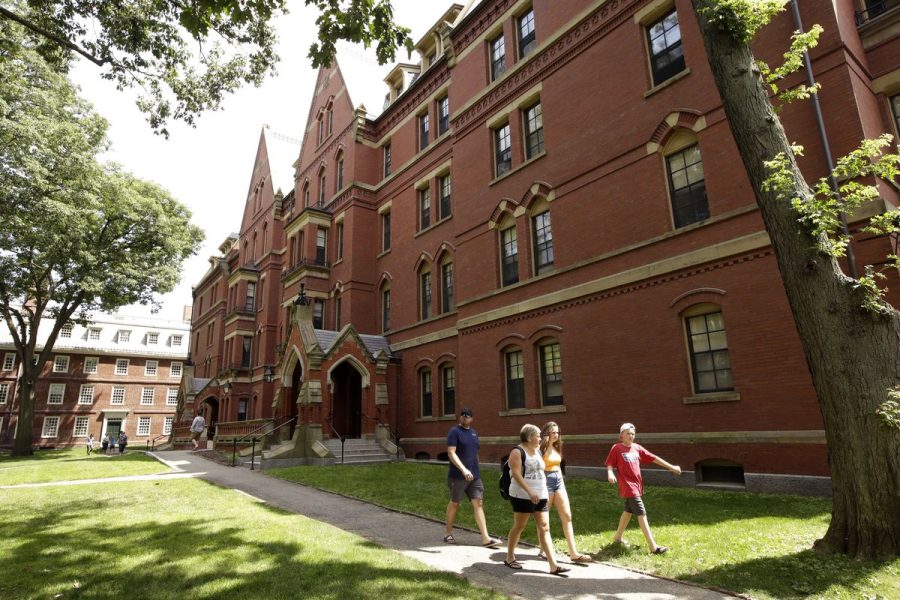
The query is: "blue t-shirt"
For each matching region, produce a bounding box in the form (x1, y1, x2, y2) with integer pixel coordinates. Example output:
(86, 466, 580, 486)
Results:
(447, 425, 480, 480)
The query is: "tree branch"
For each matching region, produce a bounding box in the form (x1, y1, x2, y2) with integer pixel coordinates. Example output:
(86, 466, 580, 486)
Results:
(0, 6, 108, 67)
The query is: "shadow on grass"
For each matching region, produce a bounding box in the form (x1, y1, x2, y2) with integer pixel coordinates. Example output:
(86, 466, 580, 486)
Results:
(682, 548, 894, 599)
(0, 487, 497, 600)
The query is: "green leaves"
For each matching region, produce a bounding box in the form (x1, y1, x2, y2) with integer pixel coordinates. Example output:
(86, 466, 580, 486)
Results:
(757, 25, 823, 104)
(305, 0, 413, 67)
(696, 0, 788, 43)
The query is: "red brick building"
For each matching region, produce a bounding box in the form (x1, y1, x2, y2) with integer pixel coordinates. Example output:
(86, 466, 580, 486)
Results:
(1, 312, 190, 448)
(182, 0, 900, 492)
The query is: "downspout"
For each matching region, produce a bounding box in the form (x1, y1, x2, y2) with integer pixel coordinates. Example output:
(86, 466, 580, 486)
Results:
(790, 0, 859, 278)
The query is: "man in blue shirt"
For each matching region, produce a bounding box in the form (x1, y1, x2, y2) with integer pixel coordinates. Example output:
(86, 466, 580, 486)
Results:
(443, 408, 501, 547)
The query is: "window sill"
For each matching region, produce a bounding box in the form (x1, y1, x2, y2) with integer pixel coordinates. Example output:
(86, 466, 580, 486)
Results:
(683, 392, 740, 405)
(415, 415, 457, 423)
(499, 405, 566, 417)
(644, 68, 691, 98)
(414, 215, 452, 238)
(377, 248, 391, 258)
(489, 151, 547, 186)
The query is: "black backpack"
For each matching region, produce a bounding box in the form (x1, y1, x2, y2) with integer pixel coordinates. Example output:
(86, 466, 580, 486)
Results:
(499, 447, 526, 500)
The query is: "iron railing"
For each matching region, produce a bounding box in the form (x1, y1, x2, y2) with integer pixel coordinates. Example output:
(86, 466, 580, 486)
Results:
(230, 416, 296, 469)
(856, 0, 900, 25)
(326, 414, 345, 464)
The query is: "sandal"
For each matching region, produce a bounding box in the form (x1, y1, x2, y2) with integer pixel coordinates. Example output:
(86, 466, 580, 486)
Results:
(536, 551, 547, 561)
(651, 546, 669, 555)
(503, 559, 523, 570)
(482, 538, 501, 548)
(443, 534, 456, 544)
(550, 566, 570, 576)
(571, 554, 594, 563)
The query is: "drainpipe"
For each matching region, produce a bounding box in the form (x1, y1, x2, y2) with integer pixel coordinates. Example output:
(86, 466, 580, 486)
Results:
(790, 0, 859, 278)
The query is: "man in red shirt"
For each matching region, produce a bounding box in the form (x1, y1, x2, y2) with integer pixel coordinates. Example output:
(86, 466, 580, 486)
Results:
(605, 422, 681, 554)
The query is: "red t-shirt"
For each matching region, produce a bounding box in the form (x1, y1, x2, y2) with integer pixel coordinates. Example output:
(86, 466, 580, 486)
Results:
(604, 442, 657, 498)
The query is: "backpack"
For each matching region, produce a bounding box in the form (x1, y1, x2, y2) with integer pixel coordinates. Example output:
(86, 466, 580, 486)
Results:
(499, 447, 526, 500)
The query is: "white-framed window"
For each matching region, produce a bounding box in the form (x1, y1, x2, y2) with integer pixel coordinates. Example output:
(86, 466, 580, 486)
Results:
(0, 382, 9, 404)
(141, 387, 155, 405)
(2, 352, 15, 371)
(42, 416, 60, 438)
(115, 358, 129, 375)
(147, 332, 159, 345)
(170, 362, 183, 377)
(145, 360, 158, 376)
(73, 416, 89, 437)
(170, 334, 183, 347)
(59, 323, 73, 338)
(117, 330, 131, 343)
(166, 388, 178, 406)
(88, 327, 101, 341)
(163, 416, 174, 435)
(78, 384, 94, 405)
(137, 416, 151, 436)
(111, 386, 126, 405)
(47, 383, 65, 404)
(53, 355, 70, 373)
(83, 356, 99, 374)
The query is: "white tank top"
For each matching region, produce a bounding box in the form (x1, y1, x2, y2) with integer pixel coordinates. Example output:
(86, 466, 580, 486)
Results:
(509, 446, 549, 500)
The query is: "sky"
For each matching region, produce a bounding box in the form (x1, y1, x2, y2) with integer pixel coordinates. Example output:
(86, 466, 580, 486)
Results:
(70, 1, 458, 321)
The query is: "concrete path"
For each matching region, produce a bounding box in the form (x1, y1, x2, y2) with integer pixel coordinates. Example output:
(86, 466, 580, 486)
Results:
(144, 451, 738, 600)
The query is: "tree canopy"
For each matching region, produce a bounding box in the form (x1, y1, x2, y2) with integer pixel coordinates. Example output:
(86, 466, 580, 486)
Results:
(0, 0, 414, 136)
(0, 17, 205, 454)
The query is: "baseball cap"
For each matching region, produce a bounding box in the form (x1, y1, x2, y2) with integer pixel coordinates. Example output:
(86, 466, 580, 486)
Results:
(460, 407, 474, 417)
(619, 422, 635, 433)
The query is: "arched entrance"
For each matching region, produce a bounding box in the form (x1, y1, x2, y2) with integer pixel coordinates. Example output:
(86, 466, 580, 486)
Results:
(203, 397, 220, 439)
(331, 361, 362, 438)
(289, 363, 302, 439)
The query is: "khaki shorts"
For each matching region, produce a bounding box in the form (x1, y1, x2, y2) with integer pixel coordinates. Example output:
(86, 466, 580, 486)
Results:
(191, 431, 202, 441)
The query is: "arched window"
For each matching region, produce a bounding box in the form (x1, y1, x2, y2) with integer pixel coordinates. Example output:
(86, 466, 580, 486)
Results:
(318, 168, 327, 206)
(420, 368, 433, 417)
(683, 304, 734, 393)
(504, 346, 525, 409)
(335, 151, 344, 192)
(440, 363, 456, 416)
(381, 283, 391, 332)
(537, 339, 563, 406)
(419, 268, 432, 320)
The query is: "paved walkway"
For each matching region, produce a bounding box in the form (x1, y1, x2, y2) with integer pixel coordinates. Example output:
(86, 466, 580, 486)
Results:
(138, 451, 736, 600)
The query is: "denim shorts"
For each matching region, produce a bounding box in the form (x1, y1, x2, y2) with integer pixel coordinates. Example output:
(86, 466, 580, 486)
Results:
(545, 470, 565, 494)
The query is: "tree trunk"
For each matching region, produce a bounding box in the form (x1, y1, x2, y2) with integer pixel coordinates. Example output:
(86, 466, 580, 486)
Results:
(12, 378, 35, 456)
(691, 0, 900, 560)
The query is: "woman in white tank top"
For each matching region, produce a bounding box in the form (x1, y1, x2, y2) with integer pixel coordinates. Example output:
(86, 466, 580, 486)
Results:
(503, 424, 570, 576)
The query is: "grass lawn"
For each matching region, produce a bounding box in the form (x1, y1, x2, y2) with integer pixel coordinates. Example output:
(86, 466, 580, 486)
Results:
(0, 448, 171, 485)
(0, 476, 503, 600)
(268, 462, 900, 600)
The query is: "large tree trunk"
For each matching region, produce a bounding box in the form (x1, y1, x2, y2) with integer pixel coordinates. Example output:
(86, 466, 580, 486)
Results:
(691, 1, 900, 560)
(13, 378, 35, 456)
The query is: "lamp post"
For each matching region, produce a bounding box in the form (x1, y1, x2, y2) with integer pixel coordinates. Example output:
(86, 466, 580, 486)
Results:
(294, 282, 309, 306)
(263, 365, 275, 383)
(222, 381, 231, 395)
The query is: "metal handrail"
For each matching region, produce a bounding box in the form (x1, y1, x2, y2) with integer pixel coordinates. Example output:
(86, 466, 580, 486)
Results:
(362, 409, 401, 461)
(149, 433, 169, 452)
(326, 414, 345, 464)
(230, 416, 292, 467)
(246, 416, 297, 471)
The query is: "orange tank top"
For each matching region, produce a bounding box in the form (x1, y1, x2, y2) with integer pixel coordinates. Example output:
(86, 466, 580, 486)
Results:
(543, 447, 562, 472)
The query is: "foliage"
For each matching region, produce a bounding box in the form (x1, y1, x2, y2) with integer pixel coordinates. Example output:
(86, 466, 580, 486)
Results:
(0, 0, 415, 135)
(763, 135, 900, 310)
(0, 477, 501, 600)
(757, 25, 822, 104)
(877, 387, 900, 430)
(695, 0, 787, 42)
(305, 0, 414, 68)
(0, 19, 204, 453)
(270, 463, 900, 599)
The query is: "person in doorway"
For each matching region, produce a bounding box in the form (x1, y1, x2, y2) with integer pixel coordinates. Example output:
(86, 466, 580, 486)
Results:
(504, 424, 570, 576)
(605, 422, 681, 554)
(117, 431, 128, 454)
(539, 421, 592, 563)
(443, 408, 501, 548)
(101, 434, 110, 454)
(86, 433, 95, 455)
(190, 411, 206, 450)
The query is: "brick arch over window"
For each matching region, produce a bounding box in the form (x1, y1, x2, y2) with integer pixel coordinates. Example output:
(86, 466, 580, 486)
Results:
(494, 333, 526, 349)
(433, 242, 457, 265)
(488, 197, 519, 229)
(669, 287, 726, 312)
(519, 181, 555, 213)
(413, 252, 434, 273)
(377, 272, 394, 289)
(646, 110, 707, 154)
(527, 325, 563, 341)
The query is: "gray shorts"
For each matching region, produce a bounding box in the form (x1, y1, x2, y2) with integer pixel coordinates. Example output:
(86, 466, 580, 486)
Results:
(448, 477, 484, 503)
(624, 496, 646, 516)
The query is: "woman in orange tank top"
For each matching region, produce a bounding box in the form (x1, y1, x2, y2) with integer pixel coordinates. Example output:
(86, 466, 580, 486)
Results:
(539, 421, 593, 563)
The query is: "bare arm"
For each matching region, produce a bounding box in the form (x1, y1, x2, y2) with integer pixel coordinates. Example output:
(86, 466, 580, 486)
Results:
(653, 456, 682, 475)
(447, 446, 473, 480)
(607, 465, 617, 484)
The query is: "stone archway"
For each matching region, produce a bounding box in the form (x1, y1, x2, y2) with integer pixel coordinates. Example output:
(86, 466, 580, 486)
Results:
(330, 361, 363, 438)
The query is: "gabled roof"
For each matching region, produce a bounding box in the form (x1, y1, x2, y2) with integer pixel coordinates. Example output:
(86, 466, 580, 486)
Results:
(192, 378, 212, 394)
(334, 42, 394, 120)
(261, 125, 301, 196)
(313, 328, 393, 358)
